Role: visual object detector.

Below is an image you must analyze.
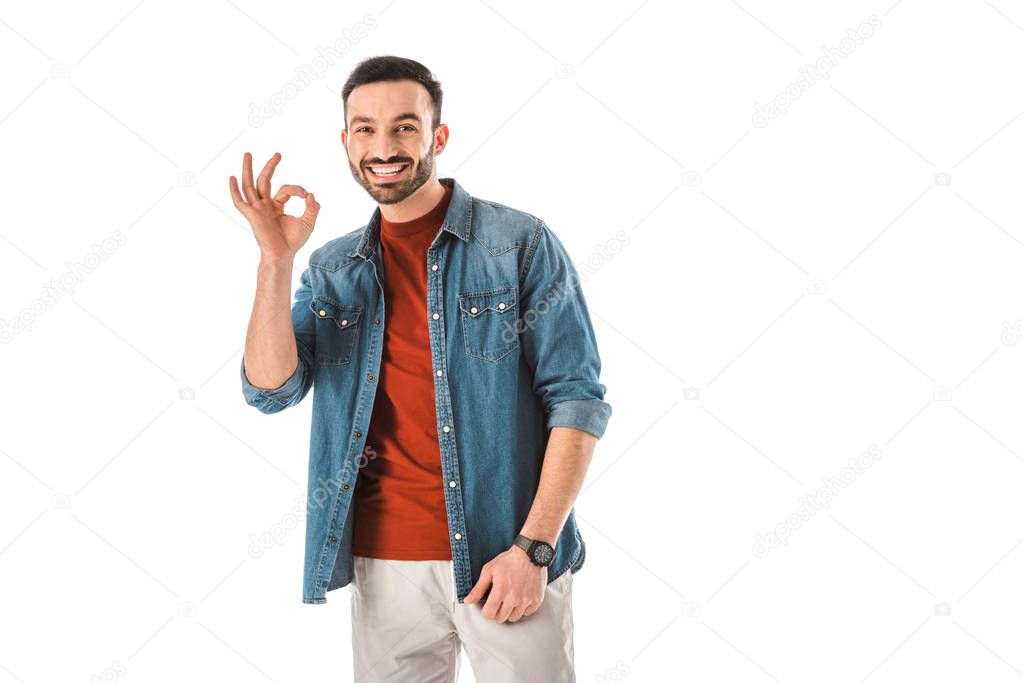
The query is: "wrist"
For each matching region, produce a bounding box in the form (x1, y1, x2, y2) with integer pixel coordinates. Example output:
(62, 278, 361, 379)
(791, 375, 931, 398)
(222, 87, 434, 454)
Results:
(258, 255, 295, 272)
(514, 533, 556, 567)
(517, 528, 557, 547)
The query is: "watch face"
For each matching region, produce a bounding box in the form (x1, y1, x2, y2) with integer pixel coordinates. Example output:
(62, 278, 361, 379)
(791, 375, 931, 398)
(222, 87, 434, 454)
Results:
(532, 542, 555, 566)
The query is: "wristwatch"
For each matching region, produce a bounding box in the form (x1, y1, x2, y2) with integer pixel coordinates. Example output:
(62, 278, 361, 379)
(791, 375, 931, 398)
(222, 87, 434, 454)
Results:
(514, 533, 555, 567)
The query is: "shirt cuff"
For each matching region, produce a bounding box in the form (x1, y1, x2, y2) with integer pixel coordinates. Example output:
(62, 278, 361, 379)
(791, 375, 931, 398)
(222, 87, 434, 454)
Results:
(546, 399, 612, 439)
(240, 355, 305, 410)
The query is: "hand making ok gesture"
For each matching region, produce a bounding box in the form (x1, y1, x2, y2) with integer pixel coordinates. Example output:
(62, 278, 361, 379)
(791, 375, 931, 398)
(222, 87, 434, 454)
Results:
(229, 151, 320, 262)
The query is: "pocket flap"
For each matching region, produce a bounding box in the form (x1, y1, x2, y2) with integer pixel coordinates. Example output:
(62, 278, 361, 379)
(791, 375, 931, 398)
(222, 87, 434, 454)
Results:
(310, 297, 362, 328)
(458, 288, 517, 318)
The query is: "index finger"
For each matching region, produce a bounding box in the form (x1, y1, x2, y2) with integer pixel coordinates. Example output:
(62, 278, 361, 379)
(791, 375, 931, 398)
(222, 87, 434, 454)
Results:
(257, 152, 281, 199)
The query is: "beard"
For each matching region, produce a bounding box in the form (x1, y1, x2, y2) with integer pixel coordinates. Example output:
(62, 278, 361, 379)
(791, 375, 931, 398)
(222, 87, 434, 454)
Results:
(348, 147, 434, 205)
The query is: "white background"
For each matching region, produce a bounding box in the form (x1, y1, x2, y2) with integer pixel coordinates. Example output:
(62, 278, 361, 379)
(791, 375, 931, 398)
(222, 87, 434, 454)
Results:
(2, 1, 1023, 681)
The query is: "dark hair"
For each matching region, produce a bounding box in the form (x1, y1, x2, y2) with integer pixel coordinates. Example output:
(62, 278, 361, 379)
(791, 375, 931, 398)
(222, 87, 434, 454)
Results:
(341, 55, 443, 133)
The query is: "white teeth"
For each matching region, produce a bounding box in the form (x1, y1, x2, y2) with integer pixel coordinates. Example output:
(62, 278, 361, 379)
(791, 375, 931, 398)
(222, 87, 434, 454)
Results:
(369, 164, 406, 176)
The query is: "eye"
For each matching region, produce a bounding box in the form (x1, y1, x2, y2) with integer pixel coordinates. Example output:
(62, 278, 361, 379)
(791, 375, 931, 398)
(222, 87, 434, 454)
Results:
(398, 125, 416, 133)
(356, 127, 371, 134)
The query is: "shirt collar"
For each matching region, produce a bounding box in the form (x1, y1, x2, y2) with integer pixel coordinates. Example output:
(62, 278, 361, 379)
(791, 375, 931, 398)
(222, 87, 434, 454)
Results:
(349, 177, 471, 260)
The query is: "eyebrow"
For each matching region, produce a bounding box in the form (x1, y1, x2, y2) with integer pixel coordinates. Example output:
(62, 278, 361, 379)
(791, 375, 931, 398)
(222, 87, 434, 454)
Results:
(348, 112, 422, 126)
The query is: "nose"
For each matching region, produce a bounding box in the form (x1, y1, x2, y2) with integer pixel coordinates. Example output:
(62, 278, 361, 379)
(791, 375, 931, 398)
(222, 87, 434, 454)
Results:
(370, 135, 402, 165)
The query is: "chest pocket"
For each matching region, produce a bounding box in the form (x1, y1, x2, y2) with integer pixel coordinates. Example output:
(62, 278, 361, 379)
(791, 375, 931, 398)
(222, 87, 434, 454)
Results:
(309, 296, 362, 365)
(458, 287, 519, 362)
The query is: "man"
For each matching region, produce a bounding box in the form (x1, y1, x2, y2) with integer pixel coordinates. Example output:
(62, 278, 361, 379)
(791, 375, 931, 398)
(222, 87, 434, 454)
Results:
(232, 55, 610, 682)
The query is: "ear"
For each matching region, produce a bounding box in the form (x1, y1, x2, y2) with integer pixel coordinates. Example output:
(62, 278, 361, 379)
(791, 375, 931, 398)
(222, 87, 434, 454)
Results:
(432, 123, 449, 156)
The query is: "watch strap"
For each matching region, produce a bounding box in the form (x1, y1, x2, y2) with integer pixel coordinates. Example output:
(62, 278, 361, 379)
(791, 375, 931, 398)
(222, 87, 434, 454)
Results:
(513, 533, 533, 554)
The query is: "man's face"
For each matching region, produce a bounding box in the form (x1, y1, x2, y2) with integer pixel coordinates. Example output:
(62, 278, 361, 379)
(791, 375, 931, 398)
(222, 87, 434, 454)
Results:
(343, 80, 443, 205)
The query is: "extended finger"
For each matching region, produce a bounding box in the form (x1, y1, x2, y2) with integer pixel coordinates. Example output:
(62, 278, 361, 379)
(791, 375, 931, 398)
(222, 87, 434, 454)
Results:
(241, 152, 258, 204)
(228, 176, 251, 216)
(257, 152, 281, 200)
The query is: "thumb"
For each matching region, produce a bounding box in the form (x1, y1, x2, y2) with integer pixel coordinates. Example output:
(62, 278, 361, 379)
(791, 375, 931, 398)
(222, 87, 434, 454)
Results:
(463, 566, 493, 604)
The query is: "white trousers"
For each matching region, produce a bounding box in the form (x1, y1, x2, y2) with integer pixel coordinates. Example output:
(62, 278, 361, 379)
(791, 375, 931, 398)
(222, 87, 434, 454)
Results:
(350, 555, 576, 682)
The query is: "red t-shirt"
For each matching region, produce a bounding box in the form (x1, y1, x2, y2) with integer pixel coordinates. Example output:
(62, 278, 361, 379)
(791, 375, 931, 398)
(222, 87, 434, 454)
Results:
(352, 183, 454, 559)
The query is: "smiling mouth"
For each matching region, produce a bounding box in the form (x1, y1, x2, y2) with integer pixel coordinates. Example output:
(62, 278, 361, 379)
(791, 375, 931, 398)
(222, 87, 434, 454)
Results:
(367, 163, 409, 179)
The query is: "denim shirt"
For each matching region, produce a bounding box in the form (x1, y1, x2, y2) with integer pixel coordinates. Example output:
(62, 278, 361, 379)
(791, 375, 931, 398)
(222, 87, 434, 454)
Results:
(240, 177, 611, 605)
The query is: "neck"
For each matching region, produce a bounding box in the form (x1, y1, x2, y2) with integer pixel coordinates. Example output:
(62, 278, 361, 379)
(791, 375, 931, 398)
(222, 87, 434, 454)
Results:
(378, 177, 446, 223)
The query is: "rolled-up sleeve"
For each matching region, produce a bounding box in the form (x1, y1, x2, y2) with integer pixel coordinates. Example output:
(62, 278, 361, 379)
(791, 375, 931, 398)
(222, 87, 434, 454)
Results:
(518, 220, 611, 439)
(240, 265, 316, 414)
